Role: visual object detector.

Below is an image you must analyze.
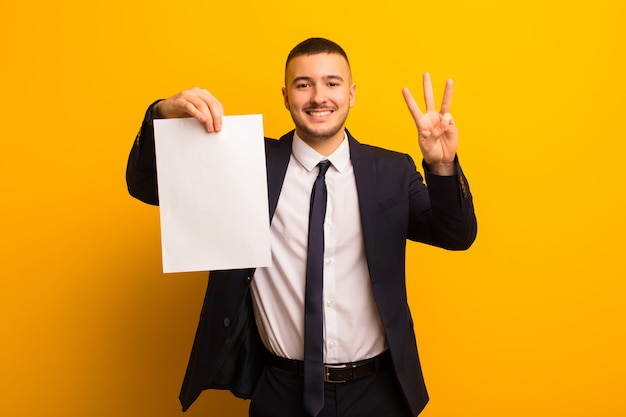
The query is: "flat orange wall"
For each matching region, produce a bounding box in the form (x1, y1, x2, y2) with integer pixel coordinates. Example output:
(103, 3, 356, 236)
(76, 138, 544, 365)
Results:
(1, 1, 625, 416)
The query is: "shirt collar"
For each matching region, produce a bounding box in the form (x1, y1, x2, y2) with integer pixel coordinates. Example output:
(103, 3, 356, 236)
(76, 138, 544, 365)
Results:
(292, 131, 350, 174)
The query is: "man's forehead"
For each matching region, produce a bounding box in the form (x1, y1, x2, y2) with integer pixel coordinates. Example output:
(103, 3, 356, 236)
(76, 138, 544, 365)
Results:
(285, 53, 351, 80)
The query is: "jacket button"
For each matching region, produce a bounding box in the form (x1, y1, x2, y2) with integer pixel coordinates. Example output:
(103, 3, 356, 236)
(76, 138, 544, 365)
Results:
(223, 317, 231, 328)
(246, 275, 252, 284)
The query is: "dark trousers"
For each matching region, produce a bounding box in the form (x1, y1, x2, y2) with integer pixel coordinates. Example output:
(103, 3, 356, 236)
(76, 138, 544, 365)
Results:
(249, 364, 413, 417)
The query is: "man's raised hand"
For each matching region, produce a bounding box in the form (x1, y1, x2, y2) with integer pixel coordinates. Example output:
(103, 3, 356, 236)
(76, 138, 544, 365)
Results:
(402, 73, 458, 176)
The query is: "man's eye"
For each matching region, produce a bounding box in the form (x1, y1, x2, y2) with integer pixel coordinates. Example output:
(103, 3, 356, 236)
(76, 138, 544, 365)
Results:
(297, 83, 310, 88)
(328, 82, 339, 87)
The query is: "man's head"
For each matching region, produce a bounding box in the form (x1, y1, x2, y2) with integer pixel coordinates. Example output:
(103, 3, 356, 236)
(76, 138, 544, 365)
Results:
(282, 38, 356, 155)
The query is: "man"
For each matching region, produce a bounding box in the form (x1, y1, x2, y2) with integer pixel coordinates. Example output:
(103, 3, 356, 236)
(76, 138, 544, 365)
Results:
(127, 38, 477, 417)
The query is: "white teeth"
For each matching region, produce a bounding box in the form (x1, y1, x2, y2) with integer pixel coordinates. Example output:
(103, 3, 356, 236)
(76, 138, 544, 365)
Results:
(309, 111, 332, 117)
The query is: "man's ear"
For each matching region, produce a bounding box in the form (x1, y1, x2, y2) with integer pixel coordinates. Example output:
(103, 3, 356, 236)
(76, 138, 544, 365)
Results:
(349, 83, 356, 108)
(282, 87, 290, 110)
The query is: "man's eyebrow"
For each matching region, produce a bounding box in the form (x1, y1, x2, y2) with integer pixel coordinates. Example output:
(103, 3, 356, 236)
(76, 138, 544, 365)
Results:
(291, 76, 312, 86)
(323, 75, 344, 82)
(291, 75, 345, 86)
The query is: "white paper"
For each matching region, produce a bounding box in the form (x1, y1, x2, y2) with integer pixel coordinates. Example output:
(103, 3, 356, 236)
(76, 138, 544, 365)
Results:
(153, 115, 271, 273)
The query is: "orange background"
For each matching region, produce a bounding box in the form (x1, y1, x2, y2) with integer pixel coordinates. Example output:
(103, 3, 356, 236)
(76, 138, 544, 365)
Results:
(1, 1, 625, 416)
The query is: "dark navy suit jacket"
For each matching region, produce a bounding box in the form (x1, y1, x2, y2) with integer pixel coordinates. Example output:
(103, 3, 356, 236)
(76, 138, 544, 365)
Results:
(126, 102, 477, 416)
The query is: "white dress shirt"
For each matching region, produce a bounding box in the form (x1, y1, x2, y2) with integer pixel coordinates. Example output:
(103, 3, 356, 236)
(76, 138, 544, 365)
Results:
(251, 133, 386, 364)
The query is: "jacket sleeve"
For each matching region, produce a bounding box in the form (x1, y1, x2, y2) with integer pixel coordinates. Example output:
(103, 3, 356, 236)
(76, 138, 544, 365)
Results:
(125, 100, 164, 205)
(407, 155, 477, 250)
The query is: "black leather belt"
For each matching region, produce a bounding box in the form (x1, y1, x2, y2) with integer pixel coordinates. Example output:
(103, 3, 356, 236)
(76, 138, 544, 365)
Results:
(267, 350, 391, 383)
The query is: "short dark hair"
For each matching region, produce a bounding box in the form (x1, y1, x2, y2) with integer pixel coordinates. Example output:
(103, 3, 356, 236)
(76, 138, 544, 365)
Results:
(285, 38, 350, 70)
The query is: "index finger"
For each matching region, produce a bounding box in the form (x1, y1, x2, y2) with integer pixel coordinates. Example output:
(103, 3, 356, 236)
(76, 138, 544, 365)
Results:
(402, 87, 424, 122)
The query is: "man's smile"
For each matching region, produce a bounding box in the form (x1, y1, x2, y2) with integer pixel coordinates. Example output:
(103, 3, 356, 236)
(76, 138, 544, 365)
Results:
(305, 108, 335, 119)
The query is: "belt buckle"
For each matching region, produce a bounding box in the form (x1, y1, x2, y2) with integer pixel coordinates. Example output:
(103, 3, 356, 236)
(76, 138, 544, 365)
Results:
(324, 364, 354, 383)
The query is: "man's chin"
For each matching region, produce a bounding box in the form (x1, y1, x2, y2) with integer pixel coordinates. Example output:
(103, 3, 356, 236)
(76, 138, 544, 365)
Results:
(301, 133, 338, 143)
(296, 125, 344, 142)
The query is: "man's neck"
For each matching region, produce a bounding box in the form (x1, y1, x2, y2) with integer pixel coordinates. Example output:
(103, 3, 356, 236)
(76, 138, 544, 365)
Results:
(297, 129, 346, 157)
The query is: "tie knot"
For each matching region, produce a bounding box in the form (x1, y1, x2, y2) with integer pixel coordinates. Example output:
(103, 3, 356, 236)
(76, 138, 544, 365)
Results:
(317, 160, 331, 177)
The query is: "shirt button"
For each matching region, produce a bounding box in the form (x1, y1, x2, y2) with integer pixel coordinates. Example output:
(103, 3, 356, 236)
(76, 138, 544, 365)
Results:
(326, 300, 334, 307)
(328, 342, 336, 349)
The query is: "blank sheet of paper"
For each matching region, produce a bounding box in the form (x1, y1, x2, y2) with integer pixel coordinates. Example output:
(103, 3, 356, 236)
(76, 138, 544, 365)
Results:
(154, 115, 270, 273)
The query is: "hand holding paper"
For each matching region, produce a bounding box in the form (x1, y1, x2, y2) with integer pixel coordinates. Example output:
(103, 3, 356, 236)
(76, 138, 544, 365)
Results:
(155, 87, 225, 132)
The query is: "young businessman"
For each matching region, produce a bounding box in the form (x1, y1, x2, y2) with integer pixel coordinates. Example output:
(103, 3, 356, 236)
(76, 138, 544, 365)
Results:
(126, 38, 477, 417)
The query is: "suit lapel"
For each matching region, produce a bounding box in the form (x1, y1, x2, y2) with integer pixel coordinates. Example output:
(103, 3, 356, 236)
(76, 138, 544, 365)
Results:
(266, 131, 294, 222)
(348, 132, 379, 280)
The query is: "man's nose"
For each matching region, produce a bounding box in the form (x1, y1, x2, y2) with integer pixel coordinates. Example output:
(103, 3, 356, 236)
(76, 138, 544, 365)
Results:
(310, 87, 326, 105)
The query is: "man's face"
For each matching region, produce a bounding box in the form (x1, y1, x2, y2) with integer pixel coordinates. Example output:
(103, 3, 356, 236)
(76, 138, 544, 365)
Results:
(282, 53, 356, 146)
